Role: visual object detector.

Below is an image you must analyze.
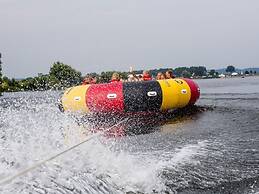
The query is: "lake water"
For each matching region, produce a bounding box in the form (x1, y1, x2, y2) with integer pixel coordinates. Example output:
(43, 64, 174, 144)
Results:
(0, 76, 259, 194)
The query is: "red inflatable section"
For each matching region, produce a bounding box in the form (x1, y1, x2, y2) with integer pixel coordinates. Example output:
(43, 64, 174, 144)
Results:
(86, 82, 124, 113)
(183, 78, 200, 105)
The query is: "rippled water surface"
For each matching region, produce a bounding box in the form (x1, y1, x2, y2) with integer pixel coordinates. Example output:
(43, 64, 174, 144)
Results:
(0, 76, 259, 194)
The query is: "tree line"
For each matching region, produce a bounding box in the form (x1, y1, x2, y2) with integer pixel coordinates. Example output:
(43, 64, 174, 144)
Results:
(1, 62, 82, 92)
(0, 62, 214, 93)
(1, 62, 237, 93)
(0, 53, 3, 95)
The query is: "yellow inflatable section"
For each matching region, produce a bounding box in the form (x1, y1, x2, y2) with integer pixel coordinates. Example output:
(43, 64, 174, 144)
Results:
(158, 79, 191, 110)
(61, 85, 90, 113)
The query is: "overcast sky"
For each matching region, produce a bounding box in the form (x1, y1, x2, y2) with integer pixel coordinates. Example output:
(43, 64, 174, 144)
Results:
(1, 0, 259, 78)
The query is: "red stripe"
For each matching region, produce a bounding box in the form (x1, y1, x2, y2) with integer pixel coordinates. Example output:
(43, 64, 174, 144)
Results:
(183, 78, 200, 105)
(86, 82, 124, 113)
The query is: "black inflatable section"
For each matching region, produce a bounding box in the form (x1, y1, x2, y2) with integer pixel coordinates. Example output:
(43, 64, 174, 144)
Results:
(123, 81, 162, 112)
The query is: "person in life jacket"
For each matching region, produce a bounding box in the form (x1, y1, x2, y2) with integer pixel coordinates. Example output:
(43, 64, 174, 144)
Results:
(111, 72, 121, 83)
(161, 73, 166, 79)
(165, 70, 176, 79)
(156, 72, 166, 80)
(138, 74, 143, 81)
(90, 77, 97, 84)
(82, 76, 97, 85)
(128, 74, 139, 82)
(156, 72, 162, 80)
(82, 76, 92, 85)
(143, 70, 152, 81)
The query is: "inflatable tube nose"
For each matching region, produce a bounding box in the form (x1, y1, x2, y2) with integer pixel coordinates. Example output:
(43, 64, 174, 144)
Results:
(183, 78, 200, 105)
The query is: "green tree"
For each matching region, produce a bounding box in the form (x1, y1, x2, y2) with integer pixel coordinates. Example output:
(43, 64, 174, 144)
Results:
(2, 77, 11, 92)
(226, 65, 235, 73)
(49, 62, 82, 88)
(181, 70, 191, 78)
(84, 72, 99, 78)
(1, 79, 9, 91)
(0, 53, 2, 95)
(100, 71, 115, 83)
(0, 67, 2, 95)
(174, 67, 190, 77)
(5, 78, 20, 92)
(120, 71, 128, 80)
(190, 66, 207, 77)
(33, 75, 49, 90)
(209, 69, 216, 76)
(48, 75, 61, 89)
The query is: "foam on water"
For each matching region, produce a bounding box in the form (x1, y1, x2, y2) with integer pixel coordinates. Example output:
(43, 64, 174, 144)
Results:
(0, 92, 71, 174)
(1, 131, 208, 193)
(0, 91, 209, 193)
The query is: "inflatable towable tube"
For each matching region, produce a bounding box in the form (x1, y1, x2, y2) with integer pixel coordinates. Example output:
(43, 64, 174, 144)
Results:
(60, 78, 200, 113)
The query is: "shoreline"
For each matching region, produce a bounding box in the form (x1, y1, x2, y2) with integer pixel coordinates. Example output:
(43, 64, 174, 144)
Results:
(193, 74, 259, 80)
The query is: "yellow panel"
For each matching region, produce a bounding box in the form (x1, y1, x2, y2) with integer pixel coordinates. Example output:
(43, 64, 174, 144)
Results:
(158, 79, 191, 110)
(158, 79, 179, 110)
(178, 79, 191, 107)
(61, 85, 90, 113)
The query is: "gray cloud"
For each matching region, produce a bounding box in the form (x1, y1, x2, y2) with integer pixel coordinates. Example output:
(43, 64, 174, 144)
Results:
(1, 0, 259, 78)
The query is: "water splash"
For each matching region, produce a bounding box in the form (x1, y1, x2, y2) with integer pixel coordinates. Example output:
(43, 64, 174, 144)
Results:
(0, 91, 213, 193)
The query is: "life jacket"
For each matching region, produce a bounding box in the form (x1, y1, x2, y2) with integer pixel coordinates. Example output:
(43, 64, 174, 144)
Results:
(82, 80, 90, 85)
(143, 74, 152, 81)
(90, 79, 97, 84)
(110, 79, 120, 83)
